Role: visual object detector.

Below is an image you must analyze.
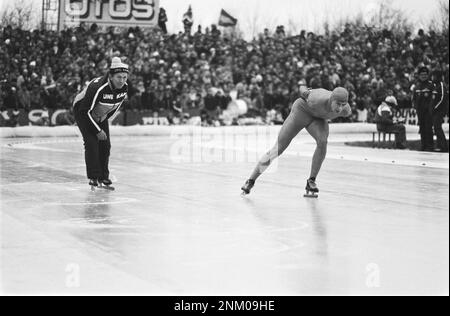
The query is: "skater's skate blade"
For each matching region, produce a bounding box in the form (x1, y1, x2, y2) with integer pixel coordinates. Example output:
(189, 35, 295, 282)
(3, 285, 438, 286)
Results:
(99, 186, 115, 191)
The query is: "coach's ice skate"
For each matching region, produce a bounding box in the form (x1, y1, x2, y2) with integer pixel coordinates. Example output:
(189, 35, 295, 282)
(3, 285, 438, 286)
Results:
(98, 179, 115, 191)
(89, 178, 99, 191)
(304, 178, 319, 198)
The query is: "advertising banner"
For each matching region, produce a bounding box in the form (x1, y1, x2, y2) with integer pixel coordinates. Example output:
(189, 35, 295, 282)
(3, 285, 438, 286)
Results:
(58, 0, 159, 29)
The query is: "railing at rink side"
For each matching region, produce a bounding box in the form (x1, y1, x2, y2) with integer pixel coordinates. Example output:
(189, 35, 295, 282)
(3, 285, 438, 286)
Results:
(0, 108, 448, 127)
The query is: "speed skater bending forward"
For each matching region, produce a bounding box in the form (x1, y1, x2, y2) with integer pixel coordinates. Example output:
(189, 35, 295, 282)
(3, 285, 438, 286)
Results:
(241, 87, 352, 197)
(73, 57, 131, 190)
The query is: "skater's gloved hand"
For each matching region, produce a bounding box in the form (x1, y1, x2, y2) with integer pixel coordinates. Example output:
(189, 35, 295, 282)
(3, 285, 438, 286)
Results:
(97, 130, 108, 141)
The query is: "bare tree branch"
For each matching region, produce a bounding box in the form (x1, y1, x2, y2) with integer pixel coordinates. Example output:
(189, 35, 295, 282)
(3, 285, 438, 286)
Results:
(1, 0, 39, 29)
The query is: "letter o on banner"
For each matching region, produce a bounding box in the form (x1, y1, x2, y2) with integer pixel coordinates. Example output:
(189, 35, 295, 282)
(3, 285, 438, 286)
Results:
(28, 109, 45, 124)
(65, 0, 89, 16)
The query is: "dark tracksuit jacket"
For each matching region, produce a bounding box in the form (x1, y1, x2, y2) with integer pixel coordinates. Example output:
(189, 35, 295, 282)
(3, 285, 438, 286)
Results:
(432, 81, 449, 151)
(412, 80, 435, 151)
(73, 75, 129, 180)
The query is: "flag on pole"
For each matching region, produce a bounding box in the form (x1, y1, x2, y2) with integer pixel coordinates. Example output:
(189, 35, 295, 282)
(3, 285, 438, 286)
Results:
(183, 5, 193, 25)
(218, 9, 237, 27)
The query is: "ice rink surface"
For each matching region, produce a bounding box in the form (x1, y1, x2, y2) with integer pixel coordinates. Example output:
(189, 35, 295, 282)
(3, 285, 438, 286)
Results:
(1, 130, 449, 295)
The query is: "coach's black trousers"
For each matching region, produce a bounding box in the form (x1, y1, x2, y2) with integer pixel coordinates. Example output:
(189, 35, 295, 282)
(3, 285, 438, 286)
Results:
(416, 105, 434, 151)
(433, 106, 449, 152)
(74, 108, 111, 180)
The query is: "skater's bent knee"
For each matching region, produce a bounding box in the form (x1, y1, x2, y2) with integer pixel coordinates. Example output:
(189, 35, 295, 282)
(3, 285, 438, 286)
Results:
(260, 159, 271, 167)
(276, 142, 290, 155)
(316, 138, 328, 147)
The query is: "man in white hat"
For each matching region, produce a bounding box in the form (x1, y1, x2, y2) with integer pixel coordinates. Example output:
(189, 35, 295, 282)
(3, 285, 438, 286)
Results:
(374, 96, 407, 150)
(73, 57, 130, 190)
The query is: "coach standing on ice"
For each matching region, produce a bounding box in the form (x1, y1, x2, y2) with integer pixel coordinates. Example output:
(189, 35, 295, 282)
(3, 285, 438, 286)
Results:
(431, 70, 449, 153)
(73, 57, 130, 190)
(412, 67, 435, 152)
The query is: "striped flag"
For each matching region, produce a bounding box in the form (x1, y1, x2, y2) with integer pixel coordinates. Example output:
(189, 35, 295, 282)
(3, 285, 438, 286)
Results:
(218, 9, 237, 27)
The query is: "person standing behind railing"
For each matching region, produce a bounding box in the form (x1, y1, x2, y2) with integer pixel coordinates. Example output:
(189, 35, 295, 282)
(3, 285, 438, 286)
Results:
(431, 70, 449, 152)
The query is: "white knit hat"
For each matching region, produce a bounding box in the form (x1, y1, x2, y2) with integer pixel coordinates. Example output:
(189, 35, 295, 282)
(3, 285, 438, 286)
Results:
(110, 57, 129, 74)
(385, 96, 398, 106)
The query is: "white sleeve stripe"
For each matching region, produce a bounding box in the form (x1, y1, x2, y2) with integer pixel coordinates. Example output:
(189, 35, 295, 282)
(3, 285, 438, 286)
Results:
(88, 82, 109, 132)
(73, 87, 88, 106)
(87, 112, 101, 132)
(435, 82, 444, 109)
(109, 90, 128, 121)
(109, 100, 124, 122)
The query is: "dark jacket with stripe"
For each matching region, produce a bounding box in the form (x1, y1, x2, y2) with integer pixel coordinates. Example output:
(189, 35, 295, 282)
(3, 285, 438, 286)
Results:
(73, 75, 129, 134)
(432, 81, 449, 114)
(411, 80, 435, 111)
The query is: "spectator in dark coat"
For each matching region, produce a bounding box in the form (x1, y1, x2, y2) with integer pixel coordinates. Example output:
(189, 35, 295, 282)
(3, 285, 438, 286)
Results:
(202, 88, 219, 125)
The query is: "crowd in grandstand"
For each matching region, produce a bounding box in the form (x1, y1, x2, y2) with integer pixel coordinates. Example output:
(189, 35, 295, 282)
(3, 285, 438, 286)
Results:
(0, 19, 449, 126)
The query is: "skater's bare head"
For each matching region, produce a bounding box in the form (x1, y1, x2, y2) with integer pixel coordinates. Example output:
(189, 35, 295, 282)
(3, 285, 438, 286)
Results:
(330, 87, 349, 113)
(109, 57, 129, 89)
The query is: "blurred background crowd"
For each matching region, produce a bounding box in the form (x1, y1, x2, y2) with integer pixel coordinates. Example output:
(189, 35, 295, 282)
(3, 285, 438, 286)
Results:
(0, 11, 448, 126)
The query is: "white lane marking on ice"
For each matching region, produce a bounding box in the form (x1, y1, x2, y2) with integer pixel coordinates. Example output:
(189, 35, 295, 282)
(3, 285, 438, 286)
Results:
(57, 216, 146, 229)
(117, 223, 310, 237)
(7, 142, 79, 153)
(181, 239, 307, 267)
(57, 222, 146, 230)
(198, 143, 449, 169)
(46, 197, 138, 206)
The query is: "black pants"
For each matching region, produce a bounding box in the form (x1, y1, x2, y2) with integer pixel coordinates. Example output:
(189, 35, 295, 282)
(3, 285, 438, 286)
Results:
(432, 107, 449, 152)
(201, 108, 220, 125)
(379, 124, 407, 148)
(74, 109, 111, 180)
(416, 105, 434, 151)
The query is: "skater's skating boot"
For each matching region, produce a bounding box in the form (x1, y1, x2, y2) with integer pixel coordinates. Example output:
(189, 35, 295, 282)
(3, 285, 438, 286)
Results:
(89, 178, 99, 191)
(304, 178, 319, 198)
(241, 179, 255, 195)
(99, 179, 115, 191)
